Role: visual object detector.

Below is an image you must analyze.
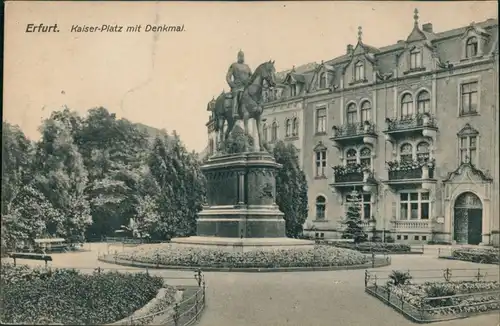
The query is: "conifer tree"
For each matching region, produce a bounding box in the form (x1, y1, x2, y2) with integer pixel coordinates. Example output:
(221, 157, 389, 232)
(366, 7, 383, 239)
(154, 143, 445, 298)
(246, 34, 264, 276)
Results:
(341, 189, 367, 243)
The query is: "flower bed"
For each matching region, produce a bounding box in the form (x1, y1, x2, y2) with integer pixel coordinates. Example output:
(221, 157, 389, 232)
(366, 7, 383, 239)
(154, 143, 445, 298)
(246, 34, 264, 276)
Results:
(367, 280, 500, 322)
(0, 263, 174, 325)
(450, 247, 499, 264)
(114, 245, 370, 269)
(332, 242, 411, 253)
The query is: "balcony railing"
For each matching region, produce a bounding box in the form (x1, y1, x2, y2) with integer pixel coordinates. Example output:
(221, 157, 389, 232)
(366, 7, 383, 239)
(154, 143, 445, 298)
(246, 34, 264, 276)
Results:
(391, 220, 431, 229)
(388, 167, 434, 180)
(334, 171, 364, 183)
(332, 122, 376, 139)
(385, 114, 437, 132)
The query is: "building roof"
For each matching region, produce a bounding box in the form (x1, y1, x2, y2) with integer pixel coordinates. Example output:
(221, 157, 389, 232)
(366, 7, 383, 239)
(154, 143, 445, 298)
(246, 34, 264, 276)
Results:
(208, 17, 498, 103)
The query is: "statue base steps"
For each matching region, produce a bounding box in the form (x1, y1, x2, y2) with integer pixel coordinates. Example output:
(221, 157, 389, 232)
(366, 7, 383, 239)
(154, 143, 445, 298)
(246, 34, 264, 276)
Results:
(170, 236, 315, 253)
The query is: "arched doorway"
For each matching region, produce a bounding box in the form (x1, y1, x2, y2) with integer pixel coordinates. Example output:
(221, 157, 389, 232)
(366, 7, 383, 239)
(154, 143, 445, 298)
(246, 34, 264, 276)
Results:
(453, 192, 483, 245)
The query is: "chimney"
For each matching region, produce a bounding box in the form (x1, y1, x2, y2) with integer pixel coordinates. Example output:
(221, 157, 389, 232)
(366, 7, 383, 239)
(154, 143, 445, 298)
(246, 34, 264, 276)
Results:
(422, 23, 433, 33)
(347, 44, 353, 55)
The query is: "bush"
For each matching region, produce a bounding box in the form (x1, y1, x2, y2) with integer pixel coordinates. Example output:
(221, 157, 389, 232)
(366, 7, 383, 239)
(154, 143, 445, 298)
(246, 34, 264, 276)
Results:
(385, 236, 395, 243)
(0, 263, 169, 325)
(114, 244, 370, 268)
(425, 283, 457, 307)
(451, 247, 499, 264)
(387, 270, 412, 286)
(333, 242, 411, 253)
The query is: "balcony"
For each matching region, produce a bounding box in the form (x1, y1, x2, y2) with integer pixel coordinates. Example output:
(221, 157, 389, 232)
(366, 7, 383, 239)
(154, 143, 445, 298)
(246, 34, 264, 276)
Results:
(331, 121, 377, 146)
(330, 165, 377, 192)
(384, 160, 436, 190)
(383, 113, 438, 141)
(391, 219, 431, 231)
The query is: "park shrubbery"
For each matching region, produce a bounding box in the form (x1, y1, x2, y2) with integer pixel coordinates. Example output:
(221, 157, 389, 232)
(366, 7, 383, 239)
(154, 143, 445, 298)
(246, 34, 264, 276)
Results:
(368, 270, 500, 319)
(0, 263, 171, 325)
(451, 247, 499, 264)
(387, 279, 499, 315)
(332, 242, 412, 253)
(114, 244, 370, 269)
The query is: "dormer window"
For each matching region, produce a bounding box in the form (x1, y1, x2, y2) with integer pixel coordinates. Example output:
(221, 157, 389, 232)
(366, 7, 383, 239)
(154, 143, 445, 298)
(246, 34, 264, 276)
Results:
(290, 84, 297, 97)
(410, 48, 422, 69)
(319, 72, 327, 89)
(354, 61, 365, 81)
(465, 37, 478, 58)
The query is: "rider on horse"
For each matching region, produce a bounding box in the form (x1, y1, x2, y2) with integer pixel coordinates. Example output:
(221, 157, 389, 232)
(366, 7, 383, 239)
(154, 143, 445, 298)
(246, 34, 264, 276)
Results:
(226, 50, 252, 119)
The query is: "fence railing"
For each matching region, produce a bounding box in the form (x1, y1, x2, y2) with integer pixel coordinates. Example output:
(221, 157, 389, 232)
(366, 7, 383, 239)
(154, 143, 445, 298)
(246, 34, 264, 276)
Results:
(364, 267, 500, 323)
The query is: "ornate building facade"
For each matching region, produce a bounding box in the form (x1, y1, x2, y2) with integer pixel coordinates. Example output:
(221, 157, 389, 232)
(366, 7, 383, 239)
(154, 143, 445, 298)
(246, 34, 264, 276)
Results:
(205, 11, 499, 245)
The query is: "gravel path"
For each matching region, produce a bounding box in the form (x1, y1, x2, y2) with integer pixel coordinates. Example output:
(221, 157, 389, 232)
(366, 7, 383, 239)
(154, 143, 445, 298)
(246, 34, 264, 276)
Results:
(5, 243, 499, 326)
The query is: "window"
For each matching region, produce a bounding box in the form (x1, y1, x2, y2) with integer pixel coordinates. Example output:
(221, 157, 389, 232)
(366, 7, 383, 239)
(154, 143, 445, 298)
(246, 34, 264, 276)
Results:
(410, 49, 422, 69)
(346, 149, 357, 166)
(465, 37, 478, 58)
(403, 235, 408, 240)
(460, 82, 478, 115)
(262, 124, 268, 142)
(292, 118, 299, 136)
(285, 119, 292, 137)
(319, 72, 327, 89)
(399, 192, 430, 220)
(290, 84, 297, 97)
(315, 196, 326, 220)
(354, 61, 365, 81)
(417, 91, 430, 114)
(271, 122, 278, 141)
(400, 143, 413, 163)
(359, 147, 372, 168)
(315, 150, 327, 177)
(422, 236, 427, 241)
(360, 101, 371, 122)
(316, 108, 327, 133)
(459, 135, 477, 164)
(320, 233, 325, 238)
(346, 103, 358, 124)
(415, 236, 419, 240)
(360, 193, 372, 220)
(401, 94, 414, 118)
(416, 142, 430, 163)
(397, 235, 402, 240)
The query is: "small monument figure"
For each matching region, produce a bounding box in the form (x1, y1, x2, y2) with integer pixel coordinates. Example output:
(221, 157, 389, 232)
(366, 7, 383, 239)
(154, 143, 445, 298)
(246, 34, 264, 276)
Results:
(226, 50, 252, 119)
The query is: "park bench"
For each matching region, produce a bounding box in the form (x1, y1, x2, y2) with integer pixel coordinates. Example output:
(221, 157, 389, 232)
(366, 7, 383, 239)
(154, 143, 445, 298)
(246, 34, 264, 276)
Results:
(45, 243, 69, 253)
(9, 252, 53, 267)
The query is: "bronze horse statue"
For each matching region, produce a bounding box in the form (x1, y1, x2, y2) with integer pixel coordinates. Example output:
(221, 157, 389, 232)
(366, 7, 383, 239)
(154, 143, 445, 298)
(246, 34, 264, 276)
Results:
(212, 60, 276, 151)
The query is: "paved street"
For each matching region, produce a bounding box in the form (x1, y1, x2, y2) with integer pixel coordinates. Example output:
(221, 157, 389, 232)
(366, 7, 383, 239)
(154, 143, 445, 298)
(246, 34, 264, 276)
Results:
(5, 243, 499, 326)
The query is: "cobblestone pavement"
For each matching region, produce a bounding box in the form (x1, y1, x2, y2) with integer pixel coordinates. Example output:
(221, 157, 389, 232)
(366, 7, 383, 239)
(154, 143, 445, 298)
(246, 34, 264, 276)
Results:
(5, 243, 499, 326)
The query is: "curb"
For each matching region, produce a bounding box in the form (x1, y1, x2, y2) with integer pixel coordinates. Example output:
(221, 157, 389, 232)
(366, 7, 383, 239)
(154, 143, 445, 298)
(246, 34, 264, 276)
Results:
(98, 256, 391, 272)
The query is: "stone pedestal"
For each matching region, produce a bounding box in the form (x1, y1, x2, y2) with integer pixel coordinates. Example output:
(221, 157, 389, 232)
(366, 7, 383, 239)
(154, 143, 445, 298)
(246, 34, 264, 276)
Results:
(196, 151, 286, 238)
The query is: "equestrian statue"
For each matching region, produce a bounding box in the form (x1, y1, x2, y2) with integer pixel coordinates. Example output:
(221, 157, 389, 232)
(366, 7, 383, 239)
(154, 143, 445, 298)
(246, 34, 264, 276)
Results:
(211, 50, 276, 152)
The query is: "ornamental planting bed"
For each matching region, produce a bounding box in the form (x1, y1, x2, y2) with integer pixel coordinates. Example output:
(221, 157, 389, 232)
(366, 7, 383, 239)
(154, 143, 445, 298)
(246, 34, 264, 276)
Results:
(106, 244, 380, 271)
(330, 242, 413, 254)
(366, 280, 500, 323)
(443, 247, 499, 265)
(0, 263, 176, 325)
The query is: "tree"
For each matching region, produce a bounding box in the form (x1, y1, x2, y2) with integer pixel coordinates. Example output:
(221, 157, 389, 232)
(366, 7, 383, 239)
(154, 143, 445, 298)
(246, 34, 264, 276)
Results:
(1, 122, 34, 216)
(75, 107, 151, 238)
(341, 189, 367, 243)
(271, 141, 308, 238)
(145, 133, 206, 240)
(34, 118, 92, 239)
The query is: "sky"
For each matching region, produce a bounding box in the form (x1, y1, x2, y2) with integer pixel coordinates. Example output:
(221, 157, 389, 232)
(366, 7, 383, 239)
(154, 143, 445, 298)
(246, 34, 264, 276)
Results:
(4, 1, 498, 152)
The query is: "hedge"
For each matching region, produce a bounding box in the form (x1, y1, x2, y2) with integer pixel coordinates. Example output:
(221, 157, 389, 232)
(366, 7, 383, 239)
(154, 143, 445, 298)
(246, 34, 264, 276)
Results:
(0, 263, 170, 325)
